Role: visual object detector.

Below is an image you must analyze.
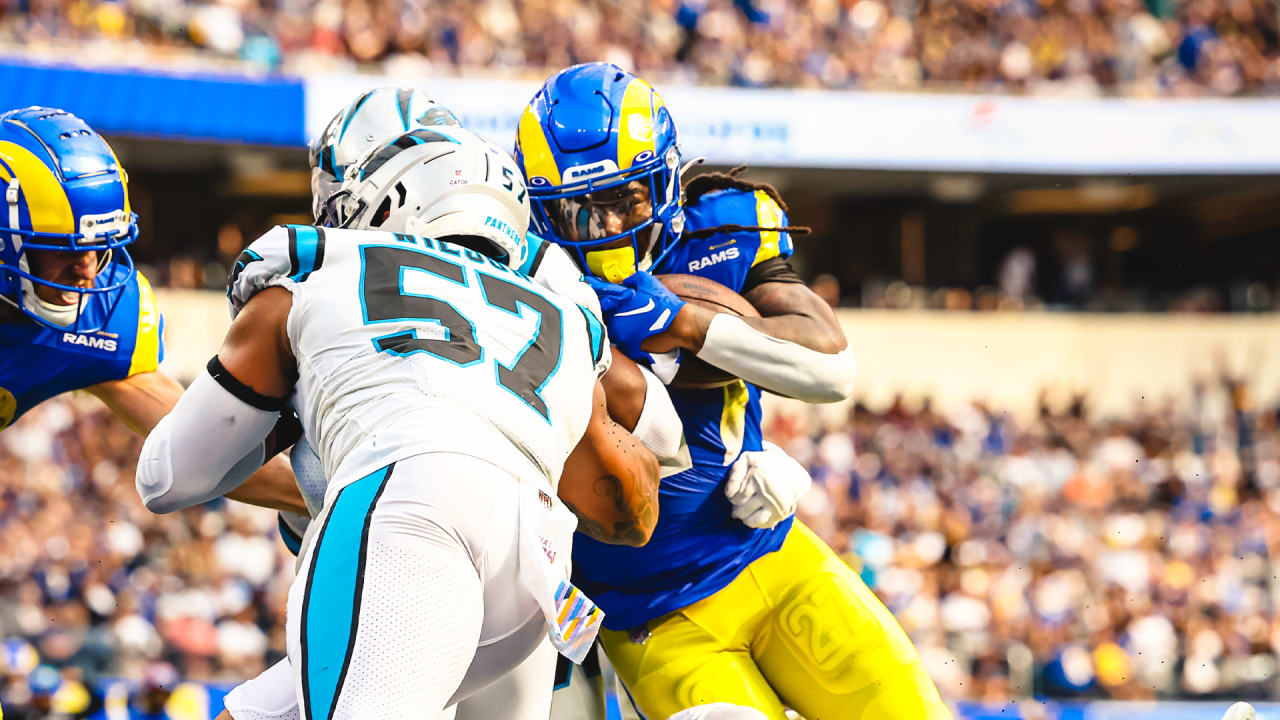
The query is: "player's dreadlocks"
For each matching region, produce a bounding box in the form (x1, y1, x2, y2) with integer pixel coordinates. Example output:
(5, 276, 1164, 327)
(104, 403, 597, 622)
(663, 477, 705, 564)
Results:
(681, 165, 812, 240)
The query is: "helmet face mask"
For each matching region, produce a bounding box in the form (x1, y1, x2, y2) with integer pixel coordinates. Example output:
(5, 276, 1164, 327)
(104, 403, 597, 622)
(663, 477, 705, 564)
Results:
(517, 63, 684, 283)
(0, 108, 137, 332)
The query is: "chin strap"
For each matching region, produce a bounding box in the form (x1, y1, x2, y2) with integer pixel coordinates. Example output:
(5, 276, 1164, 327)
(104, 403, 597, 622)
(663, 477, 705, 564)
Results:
(28, 290, 82, 328)
(1, 179, 18, 312)
(5, 178, 19, 255)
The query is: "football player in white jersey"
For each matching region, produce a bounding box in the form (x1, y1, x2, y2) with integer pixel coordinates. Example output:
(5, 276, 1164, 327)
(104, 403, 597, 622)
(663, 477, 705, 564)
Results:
(135, 126, 665, 719)
(275, 86, 468, 552)
(217, 90, 686, 720)
(280, 86, 623, 553)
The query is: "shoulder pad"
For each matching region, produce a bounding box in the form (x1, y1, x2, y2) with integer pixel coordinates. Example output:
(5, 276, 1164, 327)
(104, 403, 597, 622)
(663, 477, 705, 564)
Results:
(528, 244, 610, 377)
(676, 188, 794, 279)
(227, 225, 328, 318)
(530, 243, 603, 326)
(749, 189, 794, 266)
(125, 270, 165, 377)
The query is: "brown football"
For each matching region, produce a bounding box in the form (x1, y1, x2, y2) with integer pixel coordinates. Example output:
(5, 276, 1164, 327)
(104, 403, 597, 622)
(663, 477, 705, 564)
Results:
(656, 274, 760, 389)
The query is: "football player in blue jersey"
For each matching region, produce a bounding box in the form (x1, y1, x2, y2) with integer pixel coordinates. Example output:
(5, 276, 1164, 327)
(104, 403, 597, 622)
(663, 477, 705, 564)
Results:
(516, 64, 952, 719)
(0, 106, 303, 514)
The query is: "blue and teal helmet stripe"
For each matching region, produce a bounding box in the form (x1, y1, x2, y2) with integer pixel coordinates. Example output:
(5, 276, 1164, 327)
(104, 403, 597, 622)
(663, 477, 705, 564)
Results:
(0, 107, 137, 332)
(515, 63, 684, 283)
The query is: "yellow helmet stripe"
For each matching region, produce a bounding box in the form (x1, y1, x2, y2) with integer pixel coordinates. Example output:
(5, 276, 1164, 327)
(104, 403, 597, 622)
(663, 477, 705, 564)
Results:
(616, 78, 659, 171)
(0, 141, 75, 235)
(518, 105, 562, 186)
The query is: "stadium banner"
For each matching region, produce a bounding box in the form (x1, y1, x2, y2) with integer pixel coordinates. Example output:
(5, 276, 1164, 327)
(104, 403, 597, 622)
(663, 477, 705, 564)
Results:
(0, 57, 306, 146)
(307, 72, 1280, 175)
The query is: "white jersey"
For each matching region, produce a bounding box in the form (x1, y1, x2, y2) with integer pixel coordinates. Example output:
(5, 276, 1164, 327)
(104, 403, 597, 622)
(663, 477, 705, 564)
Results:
(228, 224, 609, 497)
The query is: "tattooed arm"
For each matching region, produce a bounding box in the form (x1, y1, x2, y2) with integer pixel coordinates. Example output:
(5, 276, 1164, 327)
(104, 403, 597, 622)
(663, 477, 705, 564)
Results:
(559, 381, 661, 547)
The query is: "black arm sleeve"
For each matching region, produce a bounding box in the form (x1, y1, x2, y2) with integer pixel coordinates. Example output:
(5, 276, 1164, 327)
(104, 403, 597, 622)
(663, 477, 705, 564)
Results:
(741, 256, 805, 296)
(265, 408, 303, 457)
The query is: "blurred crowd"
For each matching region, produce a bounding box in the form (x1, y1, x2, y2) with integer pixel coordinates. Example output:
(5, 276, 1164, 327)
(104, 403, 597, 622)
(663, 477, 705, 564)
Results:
(0, 396, 292, 718)
(775, 373, 1280, 703)
(2, 0, 1279, 95)
(3, 368, 1280, 710)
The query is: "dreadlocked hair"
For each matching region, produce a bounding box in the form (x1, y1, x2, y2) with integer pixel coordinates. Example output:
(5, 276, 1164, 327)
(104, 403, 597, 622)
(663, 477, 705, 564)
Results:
(681, 165, 812, 241)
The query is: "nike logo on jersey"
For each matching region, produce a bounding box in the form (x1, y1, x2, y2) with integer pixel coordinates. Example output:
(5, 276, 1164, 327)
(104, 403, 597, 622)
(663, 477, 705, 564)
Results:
(60, 332, 118, 352)
(616, 298, 655, 317)
(688, 247, 740, 271)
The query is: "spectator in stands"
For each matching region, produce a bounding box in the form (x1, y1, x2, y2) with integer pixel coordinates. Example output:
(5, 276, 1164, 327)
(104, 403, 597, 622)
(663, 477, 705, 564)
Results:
(1, 0, 1276, 95)
(769, 369, 1280, 703)
(4, 361, 1280, 704)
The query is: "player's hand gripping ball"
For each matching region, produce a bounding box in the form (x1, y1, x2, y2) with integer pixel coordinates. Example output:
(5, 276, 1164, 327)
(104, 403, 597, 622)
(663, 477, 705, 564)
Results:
(586, 271, 687, 364)
(654, 274, 760, 388)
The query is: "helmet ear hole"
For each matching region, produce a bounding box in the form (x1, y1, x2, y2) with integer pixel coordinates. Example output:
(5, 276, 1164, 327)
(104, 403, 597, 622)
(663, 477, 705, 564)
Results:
(371, 195, 393, 228)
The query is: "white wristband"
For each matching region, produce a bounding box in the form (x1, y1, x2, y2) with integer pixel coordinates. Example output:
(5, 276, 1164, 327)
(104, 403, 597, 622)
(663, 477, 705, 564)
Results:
(630, 365, 691, 477)
(694, 314, 856, 403)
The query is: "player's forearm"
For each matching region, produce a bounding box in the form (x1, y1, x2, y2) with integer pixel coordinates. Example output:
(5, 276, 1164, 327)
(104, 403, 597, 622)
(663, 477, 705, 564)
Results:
(562, 462, 659, 547)
(696, 314, 855, 402)
(560, 385, 661, 546)
(225, 455, 309, 516)
(89, 370, 186, 435)
(655, 304, 846, 356)
(653, 306, 854, 403)
(600, 353, 689, 476)
(136, 371, 277, 514)
(577, 425, 660, 546)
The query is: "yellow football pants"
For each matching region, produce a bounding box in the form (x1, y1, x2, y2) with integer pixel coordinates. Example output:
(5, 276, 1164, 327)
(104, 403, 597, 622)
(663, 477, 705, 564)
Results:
(599, 522, 952, 720)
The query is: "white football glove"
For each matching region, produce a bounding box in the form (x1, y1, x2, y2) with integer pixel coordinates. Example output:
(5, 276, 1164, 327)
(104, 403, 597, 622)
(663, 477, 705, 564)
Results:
(724, 441, 812, 529)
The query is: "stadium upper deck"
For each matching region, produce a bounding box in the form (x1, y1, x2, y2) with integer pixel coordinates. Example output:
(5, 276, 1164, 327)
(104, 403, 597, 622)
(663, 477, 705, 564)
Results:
(2, 0, 1278, 96)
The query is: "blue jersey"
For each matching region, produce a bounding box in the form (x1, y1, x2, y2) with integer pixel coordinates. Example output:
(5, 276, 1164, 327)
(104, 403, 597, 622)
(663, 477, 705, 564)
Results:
(573, 187, 797, 630)
(0, 267, 164, 431)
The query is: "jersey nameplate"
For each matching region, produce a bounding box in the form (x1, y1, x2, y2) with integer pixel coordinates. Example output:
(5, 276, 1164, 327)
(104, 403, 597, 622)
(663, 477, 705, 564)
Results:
(688, 246, 740, 272)
(59, 331, 119, 353)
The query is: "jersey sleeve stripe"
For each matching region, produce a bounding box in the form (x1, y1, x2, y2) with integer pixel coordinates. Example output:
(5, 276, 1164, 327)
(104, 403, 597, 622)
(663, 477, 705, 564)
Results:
(288, 225, 326, 282)
(524, 235, 550, 277)
(278, 513, 304, 556)
(750, 189, 790, 267)
(287, 225, 301, 278)
(127, 271, 163, 377)
(206, 356, 288, 411)
(578, 304, 605, 366)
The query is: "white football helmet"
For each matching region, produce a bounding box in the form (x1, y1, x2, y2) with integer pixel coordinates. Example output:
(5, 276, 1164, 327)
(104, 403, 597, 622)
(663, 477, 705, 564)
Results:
(309, 87, 461, 221)
(324, 126, 531, 269)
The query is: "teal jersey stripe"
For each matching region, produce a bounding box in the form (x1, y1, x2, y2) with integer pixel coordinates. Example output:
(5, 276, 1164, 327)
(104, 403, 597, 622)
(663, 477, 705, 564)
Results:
(578, 304, 605, 366)
(300, 464, 393, 720)
(518, 232, 549, 277)
(286, 225, 325, 282)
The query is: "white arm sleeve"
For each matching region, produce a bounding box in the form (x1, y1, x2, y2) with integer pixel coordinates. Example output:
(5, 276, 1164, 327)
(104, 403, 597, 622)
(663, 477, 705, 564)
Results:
(694, 314, 856, 403)
(136, 371, 278, 514)
(629, 365, 691, 477)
